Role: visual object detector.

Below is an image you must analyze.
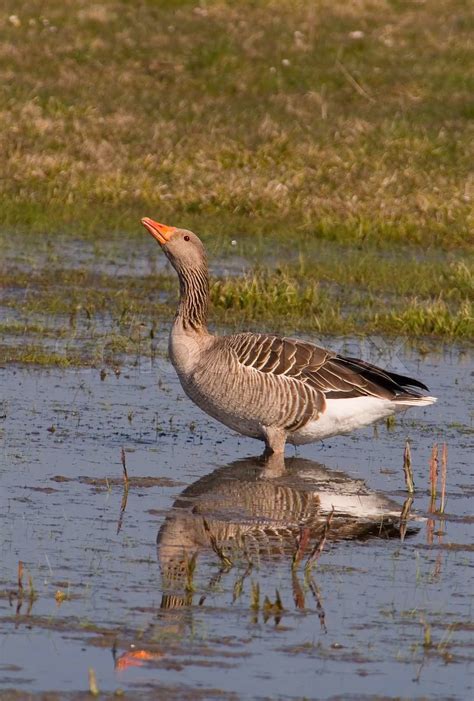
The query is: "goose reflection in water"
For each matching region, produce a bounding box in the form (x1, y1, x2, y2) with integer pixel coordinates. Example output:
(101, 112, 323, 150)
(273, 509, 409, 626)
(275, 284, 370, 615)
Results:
(157, 454, 416, 610)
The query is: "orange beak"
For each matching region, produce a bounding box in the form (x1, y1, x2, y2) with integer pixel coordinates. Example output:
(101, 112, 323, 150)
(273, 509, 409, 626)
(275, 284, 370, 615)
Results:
(141, 217, 176, 245)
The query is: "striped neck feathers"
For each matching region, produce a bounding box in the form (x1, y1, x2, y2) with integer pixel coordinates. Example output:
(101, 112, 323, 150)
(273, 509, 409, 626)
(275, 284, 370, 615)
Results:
(176, 263, 210, 331)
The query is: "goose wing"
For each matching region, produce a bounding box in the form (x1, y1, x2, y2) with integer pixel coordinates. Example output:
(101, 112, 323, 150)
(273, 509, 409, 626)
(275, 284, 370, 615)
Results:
(226, 333, 429, 402)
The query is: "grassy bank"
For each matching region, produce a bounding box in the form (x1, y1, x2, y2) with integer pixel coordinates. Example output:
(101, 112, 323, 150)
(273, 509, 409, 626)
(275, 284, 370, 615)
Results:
(0, 0, 472, 247)
(1, 248, 472, 367)
(1, 1, 473, 364)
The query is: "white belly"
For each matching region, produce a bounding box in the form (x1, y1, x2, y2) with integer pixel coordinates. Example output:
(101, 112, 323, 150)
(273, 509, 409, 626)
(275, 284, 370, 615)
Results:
(290, 396, 401, 445)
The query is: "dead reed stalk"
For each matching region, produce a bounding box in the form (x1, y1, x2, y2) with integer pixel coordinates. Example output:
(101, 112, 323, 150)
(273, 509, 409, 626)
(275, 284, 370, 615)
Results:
(429, 443, 439, 511)
(399, 496, 414, 542)
(305, 507, 335, 571)
(292, 526, 311, 571)
(232, 563, 253, 604)
(117, 446, 130, 534)
(17, 561, 24, 595)
(426, 514, 435, 545)
(121, 446, 129, 486)
(306, 574, 327, 633)
(292, 571, 305, 610)
(439, 442, 448, 513)
(88, 667, 99, 697)
(403, 440, 415, 493)
(250, 580, 260, 622)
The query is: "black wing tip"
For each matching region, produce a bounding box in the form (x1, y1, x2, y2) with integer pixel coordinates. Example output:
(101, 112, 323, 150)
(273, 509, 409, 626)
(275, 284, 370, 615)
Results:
(409, 378, 429, 393)
(384, 372, 429, 394)
(337, 355, 430, 396)
(387, 372, 429, 394)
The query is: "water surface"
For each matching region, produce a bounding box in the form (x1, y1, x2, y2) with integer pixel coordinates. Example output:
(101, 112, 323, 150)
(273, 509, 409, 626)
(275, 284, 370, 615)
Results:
(0, 344, 472, 699)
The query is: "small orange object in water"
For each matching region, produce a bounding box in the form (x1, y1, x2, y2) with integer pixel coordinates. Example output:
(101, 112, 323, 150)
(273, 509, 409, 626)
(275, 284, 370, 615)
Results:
(115, 649, 164, 671)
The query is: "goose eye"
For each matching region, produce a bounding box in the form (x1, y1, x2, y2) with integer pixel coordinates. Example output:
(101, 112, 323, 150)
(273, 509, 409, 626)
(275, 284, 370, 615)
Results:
(184, 235, 190, 241)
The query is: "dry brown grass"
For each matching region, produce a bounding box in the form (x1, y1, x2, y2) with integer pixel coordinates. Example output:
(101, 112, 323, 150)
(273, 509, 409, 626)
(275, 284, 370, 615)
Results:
(0, 0, 472, 247)
(1, 1, 472, 364)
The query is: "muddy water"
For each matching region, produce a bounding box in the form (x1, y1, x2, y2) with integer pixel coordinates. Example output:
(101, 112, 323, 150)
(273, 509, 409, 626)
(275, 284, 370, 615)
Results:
(0, 343, 472, 700)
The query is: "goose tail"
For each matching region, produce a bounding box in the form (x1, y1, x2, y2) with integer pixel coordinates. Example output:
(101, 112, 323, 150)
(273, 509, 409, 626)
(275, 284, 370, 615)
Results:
(394, 395, 437, 407)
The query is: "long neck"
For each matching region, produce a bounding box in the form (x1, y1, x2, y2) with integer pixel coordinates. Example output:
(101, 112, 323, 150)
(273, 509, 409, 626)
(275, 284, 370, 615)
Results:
(176, 264, 210, 332)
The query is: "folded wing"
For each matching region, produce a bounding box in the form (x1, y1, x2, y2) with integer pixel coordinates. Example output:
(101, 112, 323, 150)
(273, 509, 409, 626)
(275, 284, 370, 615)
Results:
(227, 332, 430, 403)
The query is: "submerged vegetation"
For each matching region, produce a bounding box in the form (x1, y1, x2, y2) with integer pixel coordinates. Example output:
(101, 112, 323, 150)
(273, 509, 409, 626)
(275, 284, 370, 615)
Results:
(1, 236, 473, 367)
(0, 0, 472, 363)
(1, 252, 472, 366)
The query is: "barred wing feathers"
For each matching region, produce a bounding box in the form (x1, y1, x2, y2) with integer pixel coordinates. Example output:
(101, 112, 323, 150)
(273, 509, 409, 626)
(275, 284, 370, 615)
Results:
(226, 333, 430, 403)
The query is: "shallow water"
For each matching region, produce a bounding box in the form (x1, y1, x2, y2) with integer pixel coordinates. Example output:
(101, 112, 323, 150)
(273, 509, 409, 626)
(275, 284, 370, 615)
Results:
(1, 233, 249, 279)
(0, 343, 473, 699)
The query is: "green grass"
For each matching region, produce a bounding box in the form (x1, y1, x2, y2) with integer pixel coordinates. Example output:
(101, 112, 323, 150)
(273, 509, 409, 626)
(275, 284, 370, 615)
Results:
(1, 1, 473, 364)
(1, 253, 472, 367)
(0, 0, 472, 248)
(0, 344, 86, 367)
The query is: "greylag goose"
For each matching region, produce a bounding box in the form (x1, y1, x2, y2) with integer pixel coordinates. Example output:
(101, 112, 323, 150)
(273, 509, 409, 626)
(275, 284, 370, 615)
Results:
(141, 218, 436, 454)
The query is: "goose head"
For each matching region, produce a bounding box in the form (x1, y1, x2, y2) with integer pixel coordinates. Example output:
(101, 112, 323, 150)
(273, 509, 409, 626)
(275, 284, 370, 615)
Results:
(141, 217, 206, 274)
